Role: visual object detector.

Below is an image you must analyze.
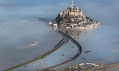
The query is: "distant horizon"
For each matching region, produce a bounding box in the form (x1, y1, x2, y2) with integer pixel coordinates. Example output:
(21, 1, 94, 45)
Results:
(0, 0, 118, 19)
(0, 0, 119, 70)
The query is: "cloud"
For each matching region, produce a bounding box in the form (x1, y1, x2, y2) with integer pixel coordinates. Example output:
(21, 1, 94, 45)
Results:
(0, 0, 119, 19)
(112, 49, 119, 53)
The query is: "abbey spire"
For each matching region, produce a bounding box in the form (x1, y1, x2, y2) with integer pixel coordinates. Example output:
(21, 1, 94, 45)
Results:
(49, 0, 100, 29)
(72, 0, 74, 6)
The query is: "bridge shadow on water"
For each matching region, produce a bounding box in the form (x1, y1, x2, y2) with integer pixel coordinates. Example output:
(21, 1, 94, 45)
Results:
(41, 28, 83, 71)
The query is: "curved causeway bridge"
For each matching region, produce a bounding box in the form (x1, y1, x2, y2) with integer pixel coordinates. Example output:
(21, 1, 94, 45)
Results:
(4, 31, 82, 71)
(4, 35, 69, 71)
(41, 31, 82, 71)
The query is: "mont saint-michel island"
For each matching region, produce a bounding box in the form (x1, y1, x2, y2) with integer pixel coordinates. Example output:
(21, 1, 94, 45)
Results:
(49, 3, 100, 30)
(1, 0, 119, 71)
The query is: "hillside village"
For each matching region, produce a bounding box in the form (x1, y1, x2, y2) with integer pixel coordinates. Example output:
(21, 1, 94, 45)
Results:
(49, 5, 100, 29)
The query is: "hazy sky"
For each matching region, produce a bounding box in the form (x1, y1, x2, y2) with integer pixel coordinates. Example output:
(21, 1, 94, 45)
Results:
(0, 0, 119, 70)
(0, 0, 119, 19)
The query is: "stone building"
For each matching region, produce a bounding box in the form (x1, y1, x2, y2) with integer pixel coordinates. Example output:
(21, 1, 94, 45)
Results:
(49, 5, 100, 29)
(59, 6, 84, 19)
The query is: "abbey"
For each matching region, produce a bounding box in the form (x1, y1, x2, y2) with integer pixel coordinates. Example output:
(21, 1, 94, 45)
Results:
(49, 1, 100, 29)
(59, 6, 84, 19)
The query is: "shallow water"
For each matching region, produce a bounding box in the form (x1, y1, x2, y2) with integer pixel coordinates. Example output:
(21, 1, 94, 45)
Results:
(55, 0, 119, 70)
(53, 0, 119, 69)
(0, 0, 119, 70)
(0, 19, 62, 70)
